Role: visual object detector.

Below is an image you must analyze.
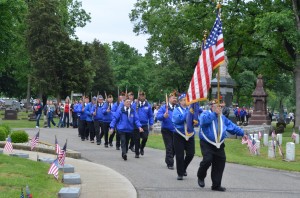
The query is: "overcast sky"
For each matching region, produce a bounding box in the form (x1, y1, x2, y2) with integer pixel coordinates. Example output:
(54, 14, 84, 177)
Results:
(75, 0, 148, 55)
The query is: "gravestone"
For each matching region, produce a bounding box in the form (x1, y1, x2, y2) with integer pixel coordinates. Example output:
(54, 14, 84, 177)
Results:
(9, 153, 29, 158)
(277, 134, 282, 145)
(38, 157, 55, 164)
(248, 75, 271, 125)
(254, 133, 258, 140)
(286, 142, 295, 161)
(58, 164, 75, 173)
(256, 140, 260, 155)
(263, 133, 268, 146)
(295, 134, 299, 144)
(4, 109, 17, 120)
(268, 140, 276, 158)
(58, 187, 81, 198)
(63, 173, 81, 184)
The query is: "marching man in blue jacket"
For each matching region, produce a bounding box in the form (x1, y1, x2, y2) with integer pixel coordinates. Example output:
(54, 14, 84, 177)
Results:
(133, 91, 154, 158)
(197, 100, 246, 192)
(157, 91, 177, 170)
(109, 97, 143, 161)
(172, 93, 195, 180)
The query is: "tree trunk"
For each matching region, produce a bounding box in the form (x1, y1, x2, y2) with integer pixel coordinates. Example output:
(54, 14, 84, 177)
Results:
(26, 75, 31, 110)
(295, 58, 300, 131)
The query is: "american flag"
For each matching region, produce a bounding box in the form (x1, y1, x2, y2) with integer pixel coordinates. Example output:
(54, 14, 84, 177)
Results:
(250, 139, 257, 154)
(48, 158, 59, 179)
(55, 136, 61, 155)
(58, 141, 67, 166)
(186, 14, 225, 104)
(291, 132, 297, 140)
(271, 131, 276, 138)
(258, 131, 262, 140)
(20, 189, 24, 198)
(4, 136, 13, 153)
(31, 131, 39, 151)
(241, 135, 248, 144)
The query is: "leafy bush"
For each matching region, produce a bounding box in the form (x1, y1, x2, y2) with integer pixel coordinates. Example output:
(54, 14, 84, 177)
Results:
(0, 130, 6, 141)
(0, 126, 8, 138)
(11, 130, 29, 143)
(0, 124, 11, 135)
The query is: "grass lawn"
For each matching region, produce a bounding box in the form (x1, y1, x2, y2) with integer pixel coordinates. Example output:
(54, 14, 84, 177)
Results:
(0, 154, 63, 198)
(147, 123, 300, 172)
(0, 110, 60, 128)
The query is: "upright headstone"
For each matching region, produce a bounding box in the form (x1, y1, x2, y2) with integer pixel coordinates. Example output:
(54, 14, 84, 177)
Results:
(250, 133, 253, 139)
(254, 133, 258, 140)
(295, 134, 299, 144)
(268, 140, 276, 158)
(286, 142, 295, 161)
(263, 133, 268, 146)
(276, 134, 282, 145)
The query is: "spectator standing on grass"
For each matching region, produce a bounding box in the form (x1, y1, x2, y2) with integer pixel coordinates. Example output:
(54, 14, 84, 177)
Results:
(33, 98, 43, 128)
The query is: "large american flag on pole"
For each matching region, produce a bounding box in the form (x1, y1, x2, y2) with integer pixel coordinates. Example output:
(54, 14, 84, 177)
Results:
(4, 136, 13, 153)
(186, 14, 225, 104)
(31, 131, 39, 151)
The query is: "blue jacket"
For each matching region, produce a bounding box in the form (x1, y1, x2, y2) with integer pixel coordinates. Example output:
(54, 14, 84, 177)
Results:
(156, 104, 176, 132)
(85, 102, 94, 122)
(199, 110, 244, 143)
(102, 102, 113, 123)
(94, 103, 104, 121)
(111, 101, 122, 117)
(110, 106, 142, 133)
(74, 103, 87, 121)
(136, 101, 154, 126)
(172, 105, 191, 136)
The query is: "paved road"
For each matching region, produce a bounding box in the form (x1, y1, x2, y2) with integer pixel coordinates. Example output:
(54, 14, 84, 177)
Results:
(25, 128, 300, 198)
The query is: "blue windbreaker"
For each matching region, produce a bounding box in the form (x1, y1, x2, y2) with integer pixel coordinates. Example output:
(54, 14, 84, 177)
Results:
(136, 101, 154, 126)
(156, 104, 176, 132)
(102, 102, 113, 123)
(172, 105, 190, 136)
(94, 103, 104, 121)
(110, 106, 142, 133)
(199, 110, 244, 144)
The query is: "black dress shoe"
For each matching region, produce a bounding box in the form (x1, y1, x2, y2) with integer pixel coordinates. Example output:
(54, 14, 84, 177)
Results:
(183, 172, 187, 176)
(211, 186, 226, 192)
(177, 176, 183, 180)
(198, 178, 205, 188)
(97, 142, 100, 145)
(140, 149, 144, 155)
(105, 144, 108, 148)
(167, 165, 174, 170)
(135, 154, 139, 158)
(122, 154, 127, 161)
(109, 143, 113, 147)
(116, 147, 120, 150)
(81, 139, 85, 141)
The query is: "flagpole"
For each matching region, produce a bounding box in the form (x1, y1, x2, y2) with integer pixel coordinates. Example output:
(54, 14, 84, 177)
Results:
(217, 1, 222, 143)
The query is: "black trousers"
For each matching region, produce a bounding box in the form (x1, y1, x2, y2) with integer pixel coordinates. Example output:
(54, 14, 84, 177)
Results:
(94, 120, 103, 143)
(110, 129, 120, 147)
(129, 133, 135, 149)
(87, 121, 95, 141)
(134, 127, 149, 155)
(173, 133, 195, 176)
(119, 132, 131, 156)
(72, 114, 78, 128)
(197, 139, 226, 188)
(161, 128, 175, 167)
(79, 119, 87, 140)
(102, 122, 111, 145)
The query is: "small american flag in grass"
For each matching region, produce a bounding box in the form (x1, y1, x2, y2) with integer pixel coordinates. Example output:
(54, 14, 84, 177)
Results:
(4, 136, 13, 153)
(31, 131, 39, 151)
(48, 159, 59, 179)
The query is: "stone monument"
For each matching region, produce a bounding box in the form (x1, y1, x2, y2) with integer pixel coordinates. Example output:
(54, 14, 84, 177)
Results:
(248, 74, 271, 125)
(4, 109, 17, 120)
(286, 142, 295, 161)
(211, 56, 236, 125)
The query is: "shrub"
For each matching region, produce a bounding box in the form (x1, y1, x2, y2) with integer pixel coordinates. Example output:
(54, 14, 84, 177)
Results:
(10, 130, 29, 143)
(0, 126, 8, 138)
(0, 124, 11, 135)
(0, 130, 6, 141)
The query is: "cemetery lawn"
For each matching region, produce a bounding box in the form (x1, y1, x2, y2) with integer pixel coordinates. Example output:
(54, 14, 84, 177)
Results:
(0, 111, 60, 128)
(0, 154, 63, 198)
(147, 124, 300, 172)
